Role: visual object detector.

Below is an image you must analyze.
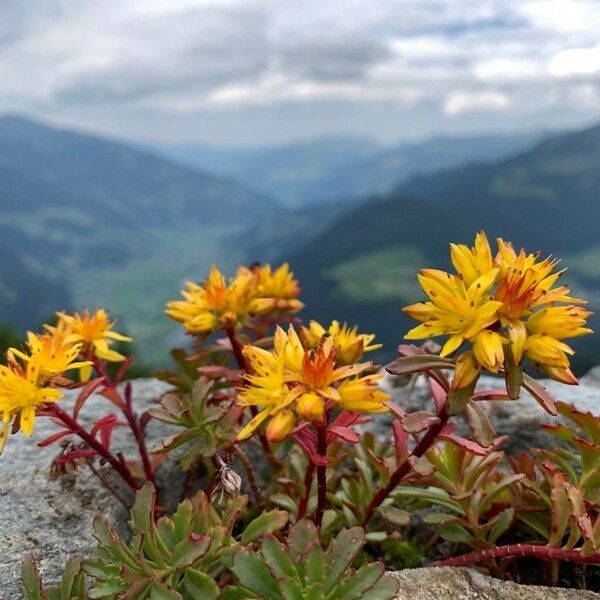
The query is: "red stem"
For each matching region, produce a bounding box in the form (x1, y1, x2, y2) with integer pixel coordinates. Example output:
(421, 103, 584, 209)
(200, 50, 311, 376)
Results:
(47, 403, 140, 491)
(362, 404, 449, 525)
(91, 355, 156, 486)
(122, 382, 156, 486)
(314, 425, 328, 527)
(433, 543, 600, 567)
(298, 461, 315, 520)
(226, 327, 280, 469)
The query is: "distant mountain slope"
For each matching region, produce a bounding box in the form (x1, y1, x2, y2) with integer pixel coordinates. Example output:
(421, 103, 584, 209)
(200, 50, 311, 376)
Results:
(0, 115, 275, 225)
(160, 136, 382, 207)
(314, 134, 539, 203)
(162, 133, 538, 207)
(0, 115, 276, 362)
(287, 123, 600, 373)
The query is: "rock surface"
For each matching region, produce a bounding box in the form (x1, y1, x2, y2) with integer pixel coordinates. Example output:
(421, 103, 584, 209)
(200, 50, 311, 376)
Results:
(0, 379, 172, 599)
(381, 369, 600, 454)
(3, 374, 600, 598)
(391, 567, 600, 599)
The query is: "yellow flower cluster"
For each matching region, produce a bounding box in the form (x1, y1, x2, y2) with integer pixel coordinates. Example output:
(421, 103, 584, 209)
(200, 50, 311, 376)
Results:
(166, 263, 303, 335)
(237, 324, 388, 443)
(301, 320, 382, 365)
(0, 309, 130, 451)
(403, 232, 592, 388)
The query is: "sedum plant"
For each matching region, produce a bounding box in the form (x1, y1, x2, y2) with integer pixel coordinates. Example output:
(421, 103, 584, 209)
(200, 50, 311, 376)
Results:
(150, 378, 237, 470)
(224, 519, 399, 599)
(6, 237, 600, 593)
(84, 484, 288, 599)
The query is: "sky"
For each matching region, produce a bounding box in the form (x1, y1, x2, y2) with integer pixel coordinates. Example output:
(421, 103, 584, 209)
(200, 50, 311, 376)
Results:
(1, 0, 600, 146)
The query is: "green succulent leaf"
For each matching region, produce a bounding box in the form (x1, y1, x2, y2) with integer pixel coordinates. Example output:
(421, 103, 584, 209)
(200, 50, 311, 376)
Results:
(241, 509, 289, 544)
(21, 555, 46, 600)
(231, 551, 282, 600)
(324, 526, 364, 591)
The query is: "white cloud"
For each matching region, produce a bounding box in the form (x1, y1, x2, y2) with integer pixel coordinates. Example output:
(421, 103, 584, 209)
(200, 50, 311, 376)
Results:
(549, 45, 600, 77)
(520, 0, 600, 33)
(474, 58, 540, 81)
(0, 0, 599, 143)
(443, 91, 511, 116)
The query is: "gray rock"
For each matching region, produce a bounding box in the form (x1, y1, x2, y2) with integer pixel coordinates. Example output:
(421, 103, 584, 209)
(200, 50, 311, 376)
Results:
(391, 567, 600, 599)
(380, 369, 600, 454)
(0, 378, 172, 599)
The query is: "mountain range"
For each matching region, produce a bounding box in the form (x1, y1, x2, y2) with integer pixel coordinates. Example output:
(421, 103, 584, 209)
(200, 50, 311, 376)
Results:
(285, 123, 600, 373)
(0, 115, 274, 361)
(159, 133, 538, 207)
(2, 114, 599, 372)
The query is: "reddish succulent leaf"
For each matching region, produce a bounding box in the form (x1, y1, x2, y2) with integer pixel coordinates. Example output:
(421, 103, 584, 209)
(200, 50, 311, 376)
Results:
(114, 356, 135, 384)
(465, 401, 495, 447)
(439, 433, 491, 456)
(38, 429, 73, 448)
(386, 354, 454, 377)
(401, 411, 439, 433)
(197, 365, 242, 382)
(73, 377, 106, 419)
(383, 400, 405, 422)
(90, 413, 125, 448)
(471, 389, 514, 402)
(428, 377, 447, 413)
(100, 386, 126, 409)
(392, 421, 408, 461)
(556, 401, 600, 443)
(332, 410, 370, 427)
(328, 425, 360, 444)
(566, 482, 596, 552)
(56, 448, 97, 464)
(549, 473, 571, 546)
(522, 373, 558, 415)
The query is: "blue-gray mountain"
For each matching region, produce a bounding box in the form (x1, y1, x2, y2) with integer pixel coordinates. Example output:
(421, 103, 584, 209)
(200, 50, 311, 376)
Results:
(284, 123, 600, 374)
(159, 133, 538, 207)
(0, 115, 275, 360)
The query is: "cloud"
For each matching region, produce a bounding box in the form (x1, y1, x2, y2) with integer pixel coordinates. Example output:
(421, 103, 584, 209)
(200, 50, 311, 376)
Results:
(549, 45, 600, 77)
(443, 90, 511, 116)
(0, 0, 598, 143)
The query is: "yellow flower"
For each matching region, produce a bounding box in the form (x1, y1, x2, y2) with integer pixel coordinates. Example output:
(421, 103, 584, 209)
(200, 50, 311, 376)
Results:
(55, 309, 131, 363)
(0, 360, 63, 452)
(8, 330, 91, 383)
(301, 320, 381, 364)
(236, 325, 389, 441)
(166, 265, 257, 335)
(250, 263, 304, 315)
(403, 232, 592, 387)
(404, 268, 502, 357)
(450, 231, 495, 286)
(167, 263, 304, 336)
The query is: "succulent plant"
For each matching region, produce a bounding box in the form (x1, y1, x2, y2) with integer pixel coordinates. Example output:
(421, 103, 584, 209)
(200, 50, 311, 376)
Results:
(83, 483, 288, 599)
(150, 379, 237, 470)
(394, 438, 523, 550)
(22, 556, 87, 600)
(223, 519, 400, 599)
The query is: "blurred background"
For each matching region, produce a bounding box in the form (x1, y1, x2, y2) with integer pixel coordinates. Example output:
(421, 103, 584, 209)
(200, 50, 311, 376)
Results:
(1, 0, 600, 371)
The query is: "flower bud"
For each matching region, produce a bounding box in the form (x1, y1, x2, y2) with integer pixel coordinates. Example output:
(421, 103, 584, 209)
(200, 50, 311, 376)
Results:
(265, 409, 296, 442)
(473, 330, 504, 372)
(296, 392, 325, 422)
(452, 351, 480, 390)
